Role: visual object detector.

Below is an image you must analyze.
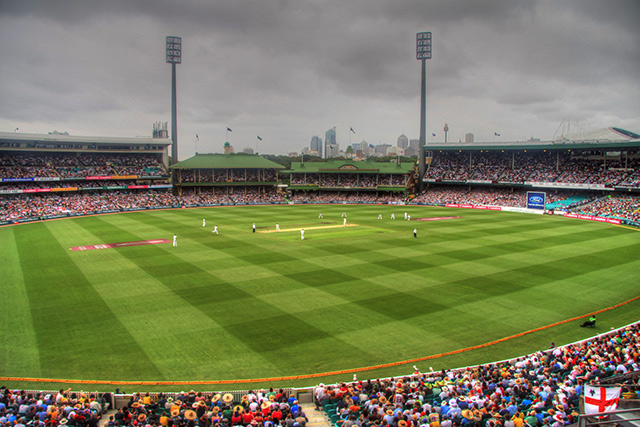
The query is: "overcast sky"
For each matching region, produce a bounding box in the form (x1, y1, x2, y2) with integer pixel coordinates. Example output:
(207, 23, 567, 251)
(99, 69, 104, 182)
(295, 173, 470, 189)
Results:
(1, 0, 639, 157)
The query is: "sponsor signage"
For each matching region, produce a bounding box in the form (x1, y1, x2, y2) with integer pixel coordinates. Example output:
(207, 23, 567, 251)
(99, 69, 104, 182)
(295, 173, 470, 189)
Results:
(563, 213, 621, 225)
(526, 191, 546, 210)
(445, 204, 502, 211)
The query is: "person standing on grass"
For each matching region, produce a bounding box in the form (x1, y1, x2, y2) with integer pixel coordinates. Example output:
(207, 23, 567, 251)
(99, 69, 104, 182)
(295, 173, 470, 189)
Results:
(202, 218, 206, 228)
(276, 223, 280, 232)
(212, 225, 218, 235)
(391, 213, 395, 220)
(301, 229, 305, 240)
(173, 234, 177, 247)
(413, 228, 417, 238)
(318, 213, 323, 219)
(378, 213, 382, 219)
(253, 223, 256, 233)
(343, 217, 347, 226)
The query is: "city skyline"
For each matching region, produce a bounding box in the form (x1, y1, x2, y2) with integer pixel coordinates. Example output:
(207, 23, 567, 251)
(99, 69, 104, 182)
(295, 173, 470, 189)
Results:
(1, 0, 638, 158)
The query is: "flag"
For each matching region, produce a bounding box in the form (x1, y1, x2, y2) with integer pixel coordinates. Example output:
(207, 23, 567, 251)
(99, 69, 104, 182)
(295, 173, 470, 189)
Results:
(584, 385, 621, 416)
(350, 127, 356, 134)
(227, 127, 232, 132)
(257, 135, 262, 141)
(494, 132, 500, 136)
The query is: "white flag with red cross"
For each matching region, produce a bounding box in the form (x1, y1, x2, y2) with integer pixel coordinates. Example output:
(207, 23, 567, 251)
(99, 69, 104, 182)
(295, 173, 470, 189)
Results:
(584, 385, 621, 416)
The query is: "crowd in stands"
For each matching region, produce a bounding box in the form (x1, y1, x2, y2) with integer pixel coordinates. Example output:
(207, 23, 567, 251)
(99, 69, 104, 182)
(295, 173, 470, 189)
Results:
(179, 170, 278, 184)
(0, 387, 109, 427)
(289, 175, 407, 188)
(0, 189, 290, 222)
(410, 187, 595, 210)
(0, 153, 166, 179)
(3, 186, 640, 224)
(575, 196, 640, 222)
(425, 151, 640, 187)
(316, 323, 640, 427)
(289, 192, 404, 204)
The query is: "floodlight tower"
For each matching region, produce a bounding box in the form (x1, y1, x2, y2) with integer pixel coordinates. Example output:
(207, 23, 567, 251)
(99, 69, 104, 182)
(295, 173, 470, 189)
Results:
(416, 32, 432, 193)
(166, 36, 182, 164)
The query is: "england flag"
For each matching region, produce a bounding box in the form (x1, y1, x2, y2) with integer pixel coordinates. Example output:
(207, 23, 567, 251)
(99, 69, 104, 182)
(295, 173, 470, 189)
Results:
(584, 385, 621, 416)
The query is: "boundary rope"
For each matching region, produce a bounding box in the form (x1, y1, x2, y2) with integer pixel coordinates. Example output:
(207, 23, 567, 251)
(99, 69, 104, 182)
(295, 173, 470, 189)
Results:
(1, 295, 638, 386)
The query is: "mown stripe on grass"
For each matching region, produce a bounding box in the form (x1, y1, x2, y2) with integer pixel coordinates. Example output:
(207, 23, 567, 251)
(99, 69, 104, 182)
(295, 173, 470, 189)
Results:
(73, 213, 367, 378)
(0, 227, 42, 375)
(69, 215, 282, 380)
(11, 221, 163, 380)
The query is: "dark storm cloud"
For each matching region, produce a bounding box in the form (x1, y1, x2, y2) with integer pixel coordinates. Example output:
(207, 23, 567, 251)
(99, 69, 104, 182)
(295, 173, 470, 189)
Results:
(0, 0, 638, 154)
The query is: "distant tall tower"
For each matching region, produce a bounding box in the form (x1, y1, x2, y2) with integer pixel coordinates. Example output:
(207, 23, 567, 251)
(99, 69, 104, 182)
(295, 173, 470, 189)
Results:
(310, 135, 323, 158)
(443, 123, 449, 143)
(465, 133, 474, 143)
(397, 134, 409, 149)
(325, 127, 337, 159)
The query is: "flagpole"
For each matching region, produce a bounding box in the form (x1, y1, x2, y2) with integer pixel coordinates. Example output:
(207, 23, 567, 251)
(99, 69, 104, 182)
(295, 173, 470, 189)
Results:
(195, 134, 199, 154)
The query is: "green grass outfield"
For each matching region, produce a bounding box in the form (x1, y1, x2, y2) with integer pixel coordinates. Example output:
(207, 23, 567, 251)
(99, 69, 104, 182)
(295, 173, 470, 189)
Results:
(1, 204, 639, 391)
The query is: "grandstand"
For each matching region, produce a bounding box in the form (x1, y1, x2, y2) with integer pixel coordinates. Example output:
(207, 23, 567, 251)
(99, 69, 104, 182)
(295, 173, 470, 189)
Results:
(283, 159, 414, 198)
(170, 153, 285, 202)
(0, 131, 171, 223)
(417, 127, 640, 226)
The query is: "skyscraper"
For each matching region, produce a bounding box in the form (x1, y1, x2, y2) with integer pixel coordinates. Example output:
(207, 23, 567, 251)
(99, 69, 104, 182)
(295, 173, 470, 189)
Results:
(465, 133, 474, 143)
(325, 127, 337, 158)
(397, 134, 409, 149)
(310, 135, 323, 158)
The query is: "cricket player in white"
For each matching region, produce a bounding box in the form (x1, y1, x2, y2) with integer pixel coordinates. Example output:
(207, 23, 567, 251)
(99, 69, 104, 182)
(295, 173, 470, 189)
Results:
(378, 214, 382, 219)
(212, 226, 218, 235)
(276, 223, 280, 232)
(173, 234, 177, 247)
(391, 213, 395, 219)
(202, 218, 206, 227)
(318, 213, 323, 219)
(343, 217, 347, 226)
(301, 229, 305, 240)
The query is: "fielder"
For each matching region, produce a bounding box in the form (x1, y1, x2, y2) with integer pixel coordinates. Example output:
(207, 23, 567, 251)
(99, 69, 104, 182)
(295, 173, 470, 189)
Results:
(173, 234, 177, 247)
(276, 223, 280, 232)
(202, 218, 206, 227)
(212, 225, 219, 235)
(301, 228, 305, 240)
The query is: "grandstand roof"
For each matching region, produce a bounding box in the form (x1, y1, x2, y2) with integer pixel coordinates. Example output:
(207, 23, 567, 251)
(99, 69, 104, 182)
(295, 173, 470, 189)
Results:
(285, 159, 414, 174)
(425, 127, 640, 152)
(170, 153, 285, 169)
(0, 131, 170, 146)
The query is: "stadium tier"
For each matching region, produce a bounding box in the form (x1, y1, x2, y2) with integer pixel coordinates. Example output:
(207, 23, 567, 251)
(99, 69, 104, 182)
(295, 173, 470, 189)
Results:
(2, 130, 640, 225)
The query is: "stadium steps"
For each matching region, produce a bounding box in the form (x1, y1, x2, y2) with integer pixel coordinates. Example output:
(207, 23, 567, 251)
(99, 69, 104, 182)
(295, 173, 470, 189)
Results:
(301, 402, 332, 427)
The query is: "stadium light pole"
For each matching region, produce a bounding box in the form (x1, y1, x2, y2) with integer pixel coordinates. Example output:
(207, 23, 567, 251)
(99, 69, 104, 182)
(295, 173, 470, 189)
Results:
(166, 36, 182, 165)
(417, 32, 432, 193)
